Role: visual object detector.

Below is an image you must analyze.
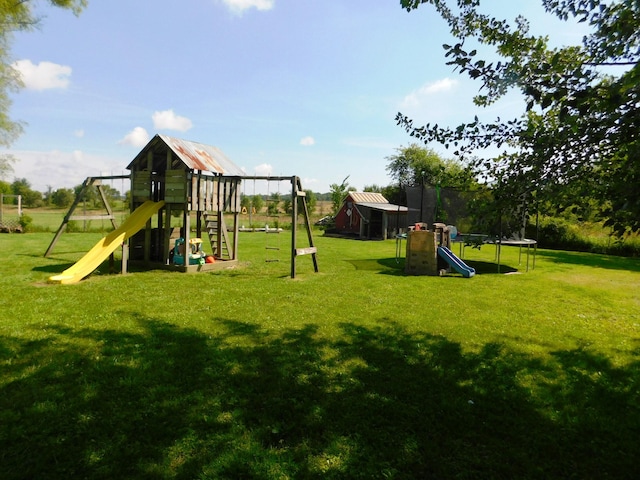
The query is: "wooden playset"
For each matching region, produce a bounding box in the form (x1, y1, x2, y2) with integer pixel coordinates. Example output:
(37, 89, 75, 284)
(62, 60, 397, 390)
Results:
(46, 134, 318, 282)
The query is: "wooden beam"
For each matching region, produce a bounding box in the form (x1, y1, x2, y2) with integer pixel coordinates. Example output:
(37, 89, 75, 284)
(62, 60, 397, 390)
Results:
(295, 247, 317, 256)
(69, 215, 115, 221)
(291, 175, 297, 278)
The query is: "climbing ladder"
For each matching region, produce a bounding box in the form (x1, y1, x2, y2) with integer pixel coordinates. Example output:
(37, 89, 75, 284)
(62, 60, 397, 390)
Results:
(265, 189, 282, 262)
(203, 211, 232, 260)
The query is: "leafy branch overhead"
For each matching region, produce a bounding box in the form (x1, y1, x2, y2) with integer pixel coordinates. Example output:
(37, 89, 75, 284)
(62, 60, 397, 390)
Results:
(397, 0, 640, 236)
(0, 1, 87, 148)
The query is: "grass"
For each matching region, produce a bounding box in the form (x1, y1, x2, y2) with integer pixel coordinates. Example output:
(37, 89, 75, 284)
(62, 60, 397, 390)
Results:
(1, 231, 639, 479)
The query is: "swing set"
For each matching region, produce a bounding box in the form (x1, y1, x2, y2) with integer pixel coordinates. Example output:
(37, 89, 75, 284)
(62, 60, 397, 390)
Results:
(243, 175, 319, 277)
(45, 175, 130, 258)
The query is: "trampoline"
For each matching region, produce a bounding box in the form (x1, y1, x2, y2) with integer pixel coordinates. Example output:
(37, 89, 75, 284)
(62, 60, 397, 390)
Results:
(495, 238, 537, 272)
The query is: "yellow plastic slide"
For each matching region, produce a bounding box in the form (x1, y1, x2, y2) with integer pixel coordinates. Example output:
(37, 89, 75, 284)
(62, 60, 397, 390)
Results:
(49, 200, 165, 285)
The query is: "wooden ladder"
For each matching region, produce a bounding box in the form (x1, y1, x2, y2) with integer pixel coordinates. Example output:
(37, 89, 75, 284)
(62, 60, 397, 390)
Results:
(204, 212, 231, 259)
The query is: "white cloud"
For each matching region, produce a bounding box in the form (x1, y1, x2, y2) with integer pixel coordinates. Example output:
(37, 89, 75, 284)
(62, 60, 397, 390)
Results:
(12, 59, 72, 91)
(221, 0, 274, 14)
(300, 136, 315, 146)
(152, 109, 193, 132)
(303, 177, 318, 187)
(254, 163, 273, 176)
(119, 127, 150, 147)
(401, 78, 459, 109)
(74, 129, 85, 138)
(8, 148, 129, 192)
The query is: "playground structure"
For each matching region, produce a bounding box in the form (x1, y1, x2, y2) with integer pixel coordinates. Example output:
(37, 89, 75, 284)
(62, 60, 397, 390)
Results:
(405, 222, 475, 278)
(46, 134, 318, 283)
(402, 183, 539, 274)
(48, 200, 164, 284)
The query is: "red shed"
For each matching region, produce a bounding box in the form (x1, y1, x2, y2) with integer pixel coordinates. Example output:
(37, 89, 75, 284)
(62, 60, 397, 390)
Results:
(335, 192, 408, 240)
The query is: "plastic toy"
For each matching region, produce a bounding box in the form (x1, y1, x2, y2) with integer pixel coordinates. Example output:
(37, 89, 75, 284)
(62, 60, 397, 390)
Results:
(171, 237, 207, 266)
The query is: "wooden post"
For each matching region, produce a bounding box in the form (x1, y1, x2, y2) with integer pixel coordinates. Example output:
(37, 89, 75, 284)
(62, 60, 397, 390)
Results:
(96, 183, 118, 230)
(382, 213, 388, 240)
(231, 178, 240, 260)
(45, 175, 129, 257)
(163, 204, 172, 264)
(121, 242, 128, 274)
(291, 176, 297, 278)
(183, 171, 192, 267)
(297, 177, 319, 274)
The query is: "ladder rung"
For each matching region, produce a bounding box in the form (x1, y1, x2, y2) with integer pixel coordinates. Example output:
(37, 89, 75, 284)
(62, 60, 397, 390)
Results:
(266, 247, 280, 250)
(265, 259, 280, 263)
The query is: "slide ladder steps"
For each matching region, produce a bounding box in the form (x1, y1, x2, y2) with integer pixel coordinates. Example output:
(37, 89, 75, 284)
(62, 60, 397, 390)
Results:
(204, 212, 231, 260)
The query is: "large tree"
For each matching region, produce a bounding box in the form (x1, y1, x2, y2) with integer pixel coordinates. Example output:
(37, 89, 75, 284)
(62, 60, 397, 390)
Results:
(385, 143, 473, 189)
(1, 1, 86, 154)
(397, 0, 640, 236)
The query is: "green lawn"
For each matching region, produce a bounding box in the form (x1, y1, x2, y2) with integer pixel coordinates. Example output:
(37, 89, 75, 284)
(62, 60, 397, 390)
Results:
(1, 231, 639, 479)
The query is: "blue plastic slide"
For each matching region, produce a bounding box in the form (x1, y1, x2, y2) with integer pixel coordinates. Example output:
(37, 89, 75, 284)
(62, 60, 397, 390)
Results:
(437, 246, 476, 278)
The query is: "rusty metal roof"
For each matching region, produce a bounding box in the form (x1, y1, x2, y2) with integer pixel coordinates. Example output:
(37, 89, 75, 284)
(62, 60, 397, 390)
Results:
(127, 134, 245, 176)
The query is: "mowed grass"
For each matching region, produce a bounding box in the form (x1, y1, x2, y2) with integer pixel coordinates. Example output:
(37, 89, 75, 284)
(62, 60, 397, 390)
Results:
(1, 231, 639, 479)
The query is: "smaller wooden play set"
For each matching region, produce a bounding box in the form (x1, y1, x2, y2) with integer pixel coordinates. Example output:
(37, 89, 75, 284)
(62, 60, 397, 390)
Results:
(405, 222, 475, 278)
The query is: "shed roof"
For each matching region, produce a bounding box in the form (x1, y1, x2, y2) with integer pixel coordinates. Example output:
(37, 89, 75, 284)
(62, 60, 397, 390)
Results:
(356, 202, 408, 213)
(127, 134, 245, 176)
(347, 192, 389, 204)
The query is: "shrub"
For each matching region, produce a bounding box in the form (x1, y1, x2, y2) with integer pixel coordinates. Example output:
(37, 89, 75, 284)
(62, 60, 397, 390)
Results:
(18, 214, 33, 232)
(527, 216, 640, 256)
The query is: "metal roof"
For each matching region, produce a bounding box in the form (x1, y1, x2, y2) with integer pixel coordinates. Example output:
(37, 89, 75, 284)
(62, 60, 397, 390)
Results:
(127, 134, 245, 176)
(356, 202, 408, 213)
(348, 192, 389, 204)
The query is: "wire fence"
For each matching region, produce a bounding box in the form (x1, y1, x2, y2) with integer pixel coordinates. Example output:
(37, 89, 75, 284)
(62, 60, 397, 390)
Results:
(0, 194, 23, 232)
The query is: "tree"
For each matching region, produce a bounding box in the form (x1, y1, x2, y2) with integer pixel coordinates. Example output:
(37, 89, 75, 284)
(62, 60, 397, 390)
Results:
(0, 179, 10, 195)
(363, 184, 384, 193)
(329, 175, 355, 215)
(267, 192, 281, 215)
(304, 189, 317, 214)
(251, 195, 264, 213)
(0, 154, 16, 180)
(283, 197, 292, 214)
(51, 187, 74, 208)
(1, 1, 87, 151)
(241, 194, 251, 211)
(11, 177, 41, 207)
(385, 144, 472, 189)
(285, 190, 317, 216)
(397, 0, 640, 236)
(74, 183, 98, 207)
(100, 184, 120, 206)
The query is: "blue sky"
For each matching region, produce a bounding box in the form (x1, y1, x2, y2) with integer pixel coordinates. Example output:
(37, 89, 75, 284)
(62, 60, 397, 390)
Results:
(4, 0, 585, 194)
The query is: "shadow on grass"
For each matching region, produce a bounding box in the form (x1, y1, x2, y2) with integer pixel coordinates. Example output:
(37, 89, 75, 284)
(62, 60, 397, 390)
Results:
(536, 249, 640, 272)
(465, 260, 519, 275)
(1, 318, 639, 479)
(347, 258, 406, 275)
(32, 262, 76, 274)
(348, 258, 518, 276)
